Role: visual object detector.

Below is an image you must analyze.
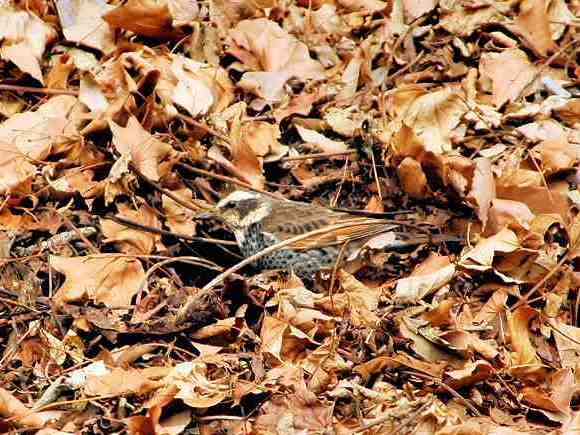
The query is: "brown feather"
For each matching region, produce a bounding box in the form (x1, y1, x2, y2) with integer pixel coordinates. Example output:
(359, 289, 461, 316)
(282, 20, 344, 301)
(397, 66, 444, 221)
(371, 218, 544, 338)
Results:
(260, 200, 399, 250)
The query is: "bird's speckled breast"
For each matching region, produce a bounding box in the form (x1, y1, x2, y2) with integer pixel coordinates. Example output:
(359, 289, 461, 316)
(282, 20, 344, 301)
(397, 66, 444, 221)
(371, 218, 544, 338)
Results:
(239, 223, 269, 257)
(239, 223, 339, 277)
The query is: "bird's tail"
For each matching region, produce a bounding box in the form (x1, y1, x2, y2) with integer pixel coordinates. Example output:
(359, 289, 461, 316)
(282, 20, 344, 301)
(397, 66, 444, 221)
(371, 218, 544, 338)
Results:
(377, 232, 464, 250)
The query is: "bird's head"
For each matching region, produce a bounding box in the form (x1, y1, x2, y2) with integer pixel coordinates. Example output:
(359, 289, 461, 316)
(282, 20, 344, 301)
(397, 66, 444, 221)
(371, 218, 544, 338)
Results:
(205, 190, 272, 230)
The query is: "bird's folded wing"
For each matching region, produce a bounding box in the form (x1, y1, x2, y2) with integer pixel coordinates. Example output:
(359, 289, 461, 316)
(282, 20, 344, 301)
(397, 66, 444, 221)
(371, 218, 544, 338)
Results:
(293, 219, 400, 250)
(261, 203, 400, 250)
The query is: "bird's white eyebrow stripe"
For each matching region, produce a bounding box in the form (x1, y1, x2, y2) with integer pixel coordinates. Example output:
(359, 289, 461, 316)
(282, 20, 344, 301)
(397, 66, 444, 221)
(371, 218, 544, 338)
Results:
(240, 202, 271, 227)
(217, 191, 259, 207)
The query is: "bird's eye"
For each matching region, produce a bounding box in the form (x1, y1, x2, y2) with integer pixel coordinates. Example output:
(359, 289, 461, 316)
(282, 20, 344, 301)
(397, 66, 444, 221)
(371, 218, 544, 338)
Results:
(223, 202, 236, 210)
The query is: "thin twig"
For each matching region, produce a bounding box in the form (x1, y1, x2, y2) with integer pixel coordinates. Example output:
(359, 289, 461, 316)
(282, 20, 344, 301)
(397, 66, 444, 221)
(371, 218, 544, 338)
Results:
(545, 318, 580, 347)
(0, 83, 79, 96)
(511, 236, 580, 311)
(513, 38, 579, 102)
(102, 214, 237, 246)
(0, 296, 41, 313)
(177, 162, 285, 200)
(176, 113, 232, 143)
(280, 151, 357, 162)
(175, 118, 283, 197)
(328, 207, 414, 217)
(0, 323, 33, 369)
(176, 219, 404, 321)
(331, 156, 350, 207)
(354, 398, 434, 433)
(4, 395, 118, 423)
(136, 256, 223, 306)
(129, 163, 208, 212)
(58, 212, 100, 255)
(383, 14, 429, 86)
(201, 221, 392, 290)
(387, 50, 426, 81)
(403, 371, 481, 416)
(369, 143, 383, 201)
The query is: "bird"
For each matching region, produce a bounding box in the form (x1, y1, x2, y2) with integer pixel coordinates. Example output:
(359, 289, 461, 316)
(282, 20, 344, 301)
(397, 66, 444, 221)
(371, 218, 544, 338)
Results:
(201, 190, 461, 277)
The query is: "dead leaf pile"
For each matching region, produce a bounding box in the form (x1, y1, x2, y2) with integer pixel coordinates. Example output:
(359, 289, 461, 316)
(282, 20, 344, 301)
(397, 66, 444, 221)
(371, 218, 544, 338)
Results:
(0, 0, 579, 433)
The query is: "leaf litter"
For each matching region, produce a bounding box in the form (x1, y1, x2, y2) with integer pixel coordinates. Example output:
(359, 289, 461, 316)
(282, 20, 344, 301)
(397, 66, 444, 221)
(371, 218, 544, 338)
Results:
(0, 0, 579, 433)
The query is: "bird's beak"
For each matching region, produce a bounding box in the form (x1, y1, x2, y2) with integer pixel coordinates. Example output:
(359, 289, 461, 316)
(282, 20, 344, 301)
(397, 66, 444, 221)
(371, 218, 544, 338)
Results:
(195, 200, 218, 220)
(196, 211, 215, 220)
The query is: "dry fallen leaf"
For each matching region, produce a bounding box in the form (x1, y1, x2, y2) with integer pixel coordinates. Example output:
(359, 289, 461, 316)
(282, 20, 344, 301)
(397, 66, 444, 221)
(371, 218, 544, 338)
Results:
(402, 0, 437, 22)
(444, 360, 494, 390)
(208, 140, 266, 189)
(467, 157, 496, 228)
(479, 49, 538, 108)
(274, 90, 320, 122)
(0, 387, 45, 428)
(51, 254, 146, 308)
(552, 320, 580, 369)
(45, 55, 75, 90)
(56, 0, 116, 53)
(260, 316, 317, 364)
(337, 0, 387, 12)
(486, 199, 535, 235)
(394, 88, 467, 154)
(162, 188, 198, 236)
(241, 121, 288, 162)
(496, 183, 570, 218)
(0, 7, 58, 83)
(157, 410, 192, 435)
(253, 376, 333, 434)
(473, 289, 510, 325)
(104, 0, 184, 39)
(397, 157, 430, 199)
(48, 168, 102, 199)
(394, 254, 456, 302)
(1, 0, 578, 431)
(516, 119, 570, 142)
(507, 306, 544, 378)
(439, 1, 506, 37)
(0, 96, 86, 160)
(230, 18, 325, 101)
(109, 116, 177, 181)
(398, 317, 463, 369)
(0, 140, 35, 195)
(126, 406, 191, 435)
(164, 54, 234, 117)
(324, 108, 362, 138)
(460, 228, 521, 271)
(169, 361, 230, 408)
(296, 125, 349, 153)
(336, 55, 361, 101)
(85, 367, 162, 396)
(510, 0, 556, 57)
(521, 368, 574, 420)
(530, 137, 580, 175)
(328, 271, 381, 327)
(554, 98, 580, 127)
(101, 202, 163, 254)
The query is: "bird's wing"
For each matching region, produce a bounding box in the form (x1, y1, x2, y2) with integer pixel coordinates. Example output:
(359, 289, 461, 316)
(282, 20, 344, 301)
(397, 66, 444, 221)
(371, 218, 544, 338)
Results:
(261, 202, 399, 250)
